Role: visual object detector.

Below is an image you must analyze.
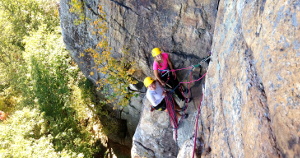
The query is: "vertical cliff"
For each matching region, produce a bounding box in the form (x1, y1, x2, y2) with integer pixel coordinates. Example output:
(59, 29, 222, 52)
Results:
(201, 0, 300, 157)
(99, 0, 217, 79)
(59, 0, 300, 157)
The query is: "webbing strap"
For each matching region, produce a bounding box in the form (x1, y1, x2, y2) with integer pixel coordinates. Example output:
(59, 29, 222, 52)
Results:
(158, 69, 170, 77)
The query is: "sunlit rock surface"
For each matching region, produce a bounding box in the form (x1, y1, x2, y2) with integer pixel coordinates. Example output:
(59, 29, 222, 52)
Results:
(59, 0, 300, 157)
(201, 0, 300, 157)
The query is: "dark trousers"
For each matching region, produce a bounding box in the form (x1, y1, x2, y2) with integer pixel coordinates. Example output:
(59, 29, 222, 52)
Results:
(153, 100, 166, 111)
(160, 72, 185, 101)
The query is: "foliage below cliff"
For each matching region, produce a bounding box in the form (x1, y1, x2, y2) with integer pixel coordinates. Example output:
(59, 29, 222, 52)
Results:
(0, 0, 106, 157)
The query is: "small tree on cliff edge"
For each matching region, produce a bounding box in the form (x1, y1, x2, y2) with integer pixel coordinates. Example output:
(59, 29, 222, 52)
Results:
(70, 3, 138, 108)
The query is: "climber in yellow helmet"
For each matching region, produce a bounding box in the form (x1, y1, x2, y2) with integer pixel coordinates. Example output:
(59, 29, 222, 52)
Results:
(151, 47, 191, 103)
(144, 77, 184, 118)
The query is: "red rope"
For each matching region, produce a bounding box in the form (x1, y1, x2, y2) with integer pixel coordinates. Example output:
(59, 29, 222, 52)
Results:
(180, 73, 207, 84)
(179, 70, 193, 113)
(160, 66, 193, 73)
(165, 92, 178, 140)
(161, 55, 210, 73)
(192, 93, 204, 158)
(162, 65, 207, 153)
(169, 66, 193, 72)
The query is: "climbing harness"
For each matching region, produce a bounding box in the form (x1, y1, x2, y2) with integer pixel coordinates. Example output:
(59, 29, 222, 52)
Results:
(158, 69, 170, 77)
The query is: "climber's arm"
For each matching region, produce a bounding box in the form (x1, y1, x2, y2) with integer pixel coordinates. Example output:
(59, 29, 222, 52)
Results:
(167, 56, 176, 78)
(154, 69, 165, 86)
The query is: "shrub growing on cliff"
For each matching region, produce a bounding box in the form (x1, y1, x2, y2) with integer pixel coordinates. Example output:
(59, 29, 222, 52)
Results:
(70, 3, 138, 107)
(89, 21, 138, 108)
(86, 46, 138, 108)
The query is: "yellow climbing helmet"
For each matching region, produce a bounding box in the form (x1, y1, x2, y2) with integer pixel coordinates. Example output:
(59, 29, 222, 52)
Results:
(151, 48, 162, 57)
(144, 77, 154, 87)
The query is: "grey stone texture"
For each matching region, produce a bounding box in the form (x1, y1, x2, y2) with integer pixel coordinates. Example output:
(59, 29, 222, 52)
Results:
(59, 0, 300, 157)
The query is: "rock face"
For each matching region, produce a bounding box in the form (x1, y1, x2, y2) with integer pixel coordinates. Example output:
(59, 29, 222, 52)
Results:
(97, 0, 218, 89)
(201, 0, 300, 157)
(131, 98, 177, 158)
(59, 0, 300, 157)
(60, 0, 217, 78)
(60, 0, 216, 156)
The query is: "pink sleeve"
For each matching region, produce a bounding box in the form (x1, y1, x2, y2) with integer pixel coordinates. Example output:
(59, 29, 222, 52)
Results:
(163, 52, 169, 59)
(153, 61, 159, 70)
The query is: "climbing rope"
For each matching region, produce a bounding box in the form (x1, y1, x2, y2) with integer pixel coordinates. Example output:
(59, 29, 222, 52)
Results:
(162, 55, 210, 121)
(192, 93, 204, 158)
(159, 66, 193, 73)
(164, 92, 179, 141)
(163, 72, 206, 154)
(160, 55, 210, 150)
(180, 73, 206, 84)
(158, 55, 210, 74)
(168, 55, 210, 94)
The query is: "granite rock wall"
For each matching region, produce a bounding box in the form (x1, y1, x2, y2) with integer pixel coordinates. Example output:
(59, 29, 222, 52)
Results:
(59, 0, 300, 157)
(200, 0, 300, 157)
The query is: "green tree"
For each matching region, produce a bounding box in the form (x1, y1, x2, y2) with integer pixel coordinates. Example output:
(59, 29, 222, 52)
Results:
(0, 0, 60, 110)
(0, 0, 105, 157)
(0, 0, 59, 50)
(0, 107, 81, 158)
(21, 25, 99, 157)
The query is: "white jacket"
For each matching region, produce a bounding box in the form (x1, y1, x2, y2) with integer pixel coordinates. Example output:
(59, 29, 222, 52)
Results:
(146, 81, 165, 106)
